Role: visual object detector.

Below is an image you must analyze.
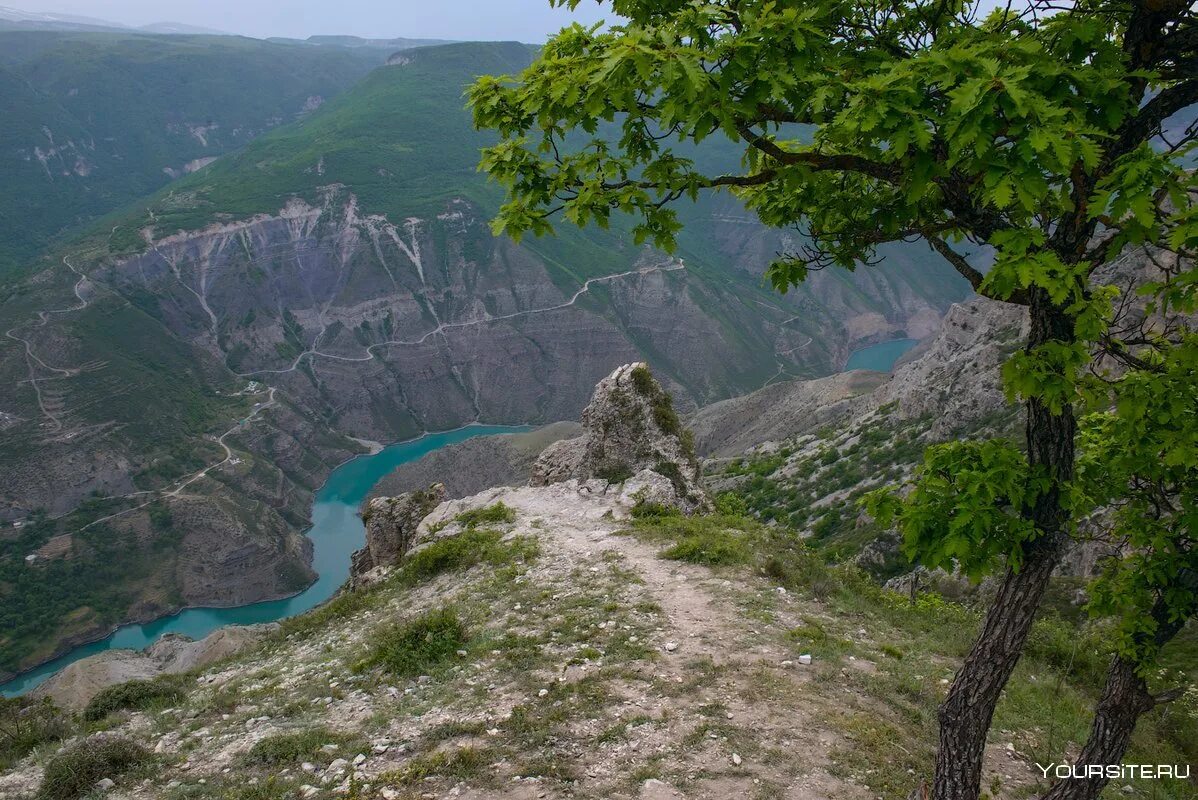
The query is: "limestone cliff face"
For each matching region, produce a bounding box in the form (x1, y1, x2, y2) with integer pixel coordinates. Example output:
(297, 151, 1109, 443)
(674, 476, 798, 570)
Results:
(100, 194, 800, 444)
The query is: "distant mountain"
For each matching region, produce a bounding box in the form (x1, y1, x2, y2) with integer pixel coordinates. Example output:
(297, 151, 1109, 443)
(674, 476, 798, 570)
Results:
(0, 5, 228, 35)
(266, 34, 452, 50)
(138, 21, 230, 35)
(0, 4, 125, 31)
(0, 30, 384, 269)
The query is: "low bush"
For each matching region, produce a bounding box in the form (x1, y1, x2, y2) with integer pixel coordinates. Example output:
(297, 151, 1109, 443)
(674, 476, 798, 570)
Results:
(630, 498, 681, 519)
(595, 460, 634, 483)
(241, 727, 355, 767)
(397, 528, 537, 588)
(0, 697, 70, 770)
(357, 606, 468, 677)
(385, 745, 491, 785)
(83, 676, 186, 721)
(37, 736, 149, 800)
(662, 530, 751, 566)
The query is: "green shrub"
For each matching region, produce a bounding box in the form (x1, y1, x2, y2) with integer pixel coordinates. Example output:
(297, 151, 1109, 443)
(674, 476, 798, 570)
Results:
(37, 736, 149, 800)
(713, 492, 747, 516)
(83, 676, 185, 721)
(662, 530, 751, 566)
(385, 745, 491, 785)
(455, 502, 516, 528)
(595, 461, 634, 483)
(630, 365, 657, 396)
(0, 697, 70, 770)
(631, 498, 681, 519)
(652, 460, 685, 491)
(242, 728, 354, 767)
(357, 606, 468, 677)
(629, 365, 681, 435)
(398, 528, 537, 588)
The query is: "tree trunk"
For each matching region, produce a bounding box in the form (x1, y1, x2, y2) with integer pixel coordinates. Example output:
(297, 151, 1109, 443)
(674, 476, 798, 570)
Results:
(931, 291, 1077, 800)
(1040, 601, 1186, 800)
(1040, 656, 1154, 800)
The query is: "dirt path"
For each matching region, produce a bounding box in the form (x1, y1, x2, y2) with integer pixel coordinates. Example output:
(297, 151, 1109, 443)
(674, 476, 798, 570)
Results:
(424, 483, 866, 800)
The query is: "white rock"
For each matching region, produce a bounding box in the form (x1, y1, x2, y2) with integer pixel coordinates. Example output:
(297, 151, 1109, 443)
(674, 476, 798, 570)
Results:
(798, 654, 812, 665)
(352, 753, 367, 766)
(95, 778, 115, 791)
(731, 753, 743, 767)
(664, 642, 679, 652)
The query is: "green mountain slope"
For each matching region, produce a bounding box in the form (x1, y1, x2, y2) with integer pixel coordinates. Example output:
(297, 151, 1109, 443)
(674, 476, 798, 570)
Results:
(0, 30, 384, 269)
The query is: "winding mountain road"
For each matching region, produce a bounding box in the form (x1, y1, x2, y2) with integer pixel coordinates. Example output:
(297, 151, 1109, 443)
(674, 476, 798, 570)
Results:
(234, 259, 688, 377)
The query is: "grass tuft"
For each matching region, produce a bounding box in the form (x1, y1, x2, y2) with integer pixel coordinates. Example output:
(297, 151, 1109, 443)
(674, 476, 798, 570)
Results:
(82, 676, 186, 722)
(241, 727, 356, 767)
(36, 736, 150, 800)
(455, 502, 516, 528)
(357, 606, 468, 677)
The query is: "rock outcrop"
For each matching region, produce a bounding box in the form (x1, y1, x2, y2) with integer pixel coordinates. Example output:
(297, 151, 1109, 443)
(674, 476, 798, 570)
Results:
(350, 484, 447, 586)
(531, 363, 710, 513)
(32, 625, 277, 712)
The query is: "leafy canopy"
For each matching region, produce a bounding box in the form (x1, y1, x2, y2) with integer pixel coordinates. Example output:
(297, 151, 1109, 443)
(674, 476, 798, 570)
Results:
(471, 0, 1198, 668)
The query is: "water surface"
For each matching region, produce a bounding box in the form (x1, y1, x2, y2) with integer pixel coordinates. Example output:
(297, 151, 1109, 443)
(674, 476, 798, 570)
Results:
(1, 424, 528, 696)
(844, 338, 918, 372)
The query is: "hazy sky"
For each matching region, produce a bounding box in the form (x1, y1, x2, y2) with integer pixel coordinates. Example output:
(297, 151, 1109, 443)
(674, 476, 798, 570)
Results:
(10, 0, 613, 42)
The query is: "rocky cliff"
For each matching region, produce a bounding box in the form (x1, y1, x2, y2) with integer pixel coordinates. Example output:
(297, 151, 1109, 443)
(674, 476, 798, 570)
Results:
(532, 363, 709, 513)
(351, 484, 447, 588)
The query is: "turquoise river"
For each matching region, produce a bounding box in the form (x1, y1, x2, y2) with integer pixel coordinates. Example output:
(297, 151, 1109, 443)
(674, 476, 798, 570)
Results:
(1, 424, 529, 697)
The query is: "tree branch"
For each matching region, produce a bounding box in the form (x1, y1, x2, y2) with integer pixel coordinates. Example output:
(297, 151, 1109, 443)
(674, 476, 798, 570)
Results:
(927, 235, 1028, 304)
(735, 124, 901, 182)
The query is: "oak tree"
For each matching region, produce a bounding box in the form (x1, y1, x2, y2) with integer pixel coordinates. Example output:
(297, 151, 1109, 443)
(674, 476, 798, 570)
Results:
(469, 1, 1198, 798)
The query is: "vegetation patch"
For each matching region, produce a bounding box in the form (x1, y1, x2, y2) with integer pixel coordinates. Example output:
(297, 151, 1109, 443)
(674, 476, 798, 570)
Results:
(0, 697, 70, 770)
(595, 460, 634, 483)
(37, 736, 150, 800)
(382, 745, 492, 787)
(396, 527, 538, 588)
(240, 727, 358, 767)
(630, 498, 682, 519)
(455, 502, 516, 528)
(628, 513, 757, 568)
(83, 676, 187, 722)
(357, 606, 468, 677)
